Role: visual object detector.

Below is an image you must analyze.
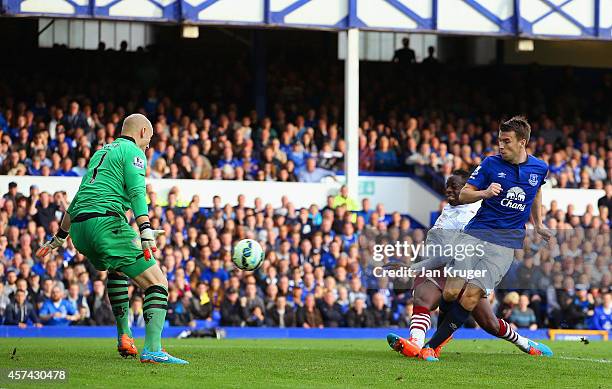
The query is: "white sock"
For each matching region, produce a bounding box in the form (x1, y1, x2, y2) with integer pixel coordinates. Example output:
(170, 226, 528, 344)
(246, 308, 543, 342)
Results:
(515, 333, 530, 352)
(410, 310, 431, 348)
(410, 328, 426, 348)
(498, 318, 530, 352)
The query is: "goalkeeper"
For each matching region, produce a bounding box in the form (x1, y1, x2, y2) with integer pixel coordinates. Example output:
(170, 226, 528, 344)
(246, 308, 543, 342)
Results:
(37, 114, 188, 365)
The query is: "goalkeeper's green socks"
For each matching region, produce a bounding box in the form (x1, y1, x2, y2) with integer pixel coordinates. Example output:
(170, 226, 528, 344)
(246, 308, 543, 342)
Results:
(143, 285, 168, 352)
(107, 272, 132, 338)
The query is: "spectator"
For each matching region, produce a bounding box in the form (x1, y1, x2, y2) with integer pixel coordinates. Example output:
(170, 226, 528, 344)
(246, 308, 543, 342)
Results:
(562, 284, 595, 329)
(53, 158, 79, 177)
(358, 134, 375, 171)
(498, 291, 519, 321)
(190, 282, 213, 320)
(167, 288, 194, 326)
(245, 306, 265, 327)
(296, 294, 323, 328)
(3, 182, 23, 202)
(243, 283, 265, 314)
(128, 295, 146, 328)
(30, 192, 59, 230)
(392, 37, 416, 65)
(220, 288, 244, 326)
(66, 282, 89, 316)
(3, 289, 42, 327)
(0, 162, 608, 332)
(298, 157, 335, 183)
(509, 295, 538, 330)
(86, 280, 114, 325)
(336, 286, 350, 314)
(62, 101, 89, 132)
(367, 293, 392, 327)
(0, 283, 9, 318)
(374, 136, 399, 171)
(318, 290, 344, 327)
(266, 296, 295, 328)
(397, 302, 414, 328)
(422, 46, 439, 65)
(200, 258, 229, 284)
(72, 306, 96, 326)
(598, 183, 612, 222)
(332, 185, 359, 222)
(590, 292, 612, 331)
(207, 277, 225, 312)
(39, 286, 80, 326)
(348, 278, 367, 306)
(346, 298, 371, 328)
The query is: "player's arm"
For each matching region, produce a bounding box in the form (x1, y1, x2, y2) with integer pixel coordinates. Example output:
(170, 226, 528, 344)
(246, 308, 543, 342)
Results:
(60, 212, 72, 232)
(36, 212, 72, 258)
(459, 183, 502, 204)
(460, 159, 501, 204)
(530, 187, 551, 242)
(124, 149, 164, 260)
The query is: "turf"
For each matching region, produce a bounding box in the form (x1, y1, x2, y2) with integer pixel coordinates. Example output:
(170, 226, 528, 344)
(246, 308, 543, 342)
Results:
(0, 337, 610, 388)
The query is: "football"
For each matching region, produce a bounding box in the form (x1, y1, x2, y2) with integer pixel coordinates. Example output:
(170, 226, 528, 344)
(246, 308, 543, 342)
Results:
(232, 239, 265, 271)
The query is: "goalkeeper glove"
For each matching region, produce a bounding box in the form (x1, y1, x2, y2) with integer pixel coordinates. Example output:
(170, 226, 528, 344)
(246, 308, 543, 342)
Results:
(139, 222, 165, 260)
(36, 229, 68, 258)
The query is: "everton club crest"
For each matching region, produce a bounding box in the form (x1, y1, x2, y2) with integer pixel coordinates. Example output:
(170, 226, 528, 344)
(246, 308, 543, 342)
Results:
(529, 174, 539, 186)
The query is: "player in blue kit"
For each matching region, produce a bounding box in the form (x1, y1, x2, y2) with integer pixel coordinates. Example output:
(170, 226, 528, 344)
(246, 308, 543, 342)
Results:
(419, 116, 553, 361)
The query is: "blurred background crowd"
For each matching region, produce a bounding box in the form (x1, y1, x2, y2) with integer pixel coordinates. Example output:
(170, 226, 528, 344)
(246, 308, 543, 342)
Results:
(0, 38, 610, 333)
(0, 180, 610, 331)
(1, 46, 611, 194)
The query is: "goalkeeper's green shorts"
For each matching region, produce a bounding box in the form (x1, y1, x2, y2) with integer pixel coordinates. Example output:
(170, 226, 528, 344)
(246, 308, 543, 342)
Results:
(69, 212, 155, 279)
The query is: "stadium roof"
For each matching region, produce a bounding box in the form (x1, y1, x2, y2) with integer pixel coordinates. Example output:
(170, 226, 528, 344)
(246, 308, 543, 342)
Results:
(1, 0, 610, 41)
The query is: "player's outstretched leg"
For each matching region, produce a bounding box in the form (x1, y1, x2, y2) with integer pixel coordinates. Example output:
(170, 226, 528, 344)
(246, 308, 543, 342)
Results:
(497, 318, 553, 357)
(132, 265, 188, 364)
(387, 279, 440, 358)
(107, 272, 137, 358)
(386, 305, 438, 358)
(472, 298, 553, 357)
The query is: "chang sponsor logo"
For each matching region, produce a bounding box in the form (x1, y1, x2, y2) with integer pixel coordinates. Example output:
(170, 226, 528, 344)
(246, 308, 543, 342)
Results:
(500, 186, 526, 211)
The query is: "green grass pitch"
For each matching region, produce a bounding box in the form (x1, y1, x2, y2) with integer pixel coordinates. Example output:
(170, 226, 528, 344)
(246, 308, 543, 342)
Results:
(0, 338, 610, 388)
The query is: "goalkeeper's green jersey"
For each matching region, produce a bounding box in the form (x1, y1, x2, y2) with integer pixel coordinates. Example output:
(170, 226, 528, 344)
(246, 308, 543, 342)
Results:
(67, 136, 148, 219)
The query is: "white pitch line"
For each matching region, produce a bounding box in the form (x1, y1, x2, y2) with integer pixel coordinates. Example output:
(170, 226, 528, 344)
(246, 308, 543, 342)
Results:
(557, 356, 612, 364)
(168, 343, 612, 363)
(476, 351, 612, 364)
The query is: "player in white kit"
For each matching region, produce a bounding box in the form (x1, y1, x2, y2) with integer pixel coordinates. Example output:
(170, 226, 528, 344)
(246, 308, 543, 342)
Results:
(386, 170, 551, 359)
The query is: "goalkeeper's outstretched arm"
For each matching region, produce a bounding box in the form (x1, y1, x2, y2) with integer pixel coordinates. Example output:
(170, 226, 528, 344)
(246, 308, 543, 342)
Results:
(60, 212, 72, 234)
(36, 212, 72, 258)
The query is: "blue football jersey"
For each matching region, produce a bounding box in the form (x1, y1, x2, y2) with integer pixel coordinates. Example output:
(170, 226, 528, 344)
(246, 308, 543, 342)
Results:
(464, 154, 548, 248)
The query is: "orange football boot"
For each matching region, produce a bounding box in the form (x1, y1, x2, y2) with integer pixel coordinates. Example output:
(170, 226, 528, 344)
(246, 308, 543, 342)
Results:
(433, 335, 452, 358)
(419, 347, 439, 362)
(117, 334, 138, 358)
(387, 333, 421, 357)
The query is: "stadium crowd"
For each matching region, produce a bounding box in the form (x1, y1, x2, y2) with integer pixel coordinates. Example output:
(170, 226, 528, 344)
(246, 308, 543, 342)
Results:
(1, 47, 611, 193)
(0, 44, 611, 331)
(0, 181, 610, 331)
(0, 93, 610, 191)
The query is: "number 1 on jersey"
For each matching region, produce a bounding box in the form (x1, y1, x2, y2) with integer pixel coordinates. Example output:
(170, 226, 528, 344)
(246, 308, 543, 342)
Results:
(89, 152, 108, 184)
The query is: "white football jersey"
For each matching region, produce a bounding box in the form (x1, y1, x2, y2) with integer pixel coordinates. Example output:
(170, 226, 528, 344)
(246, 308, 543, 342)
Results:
(432, 201, 481, 230)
